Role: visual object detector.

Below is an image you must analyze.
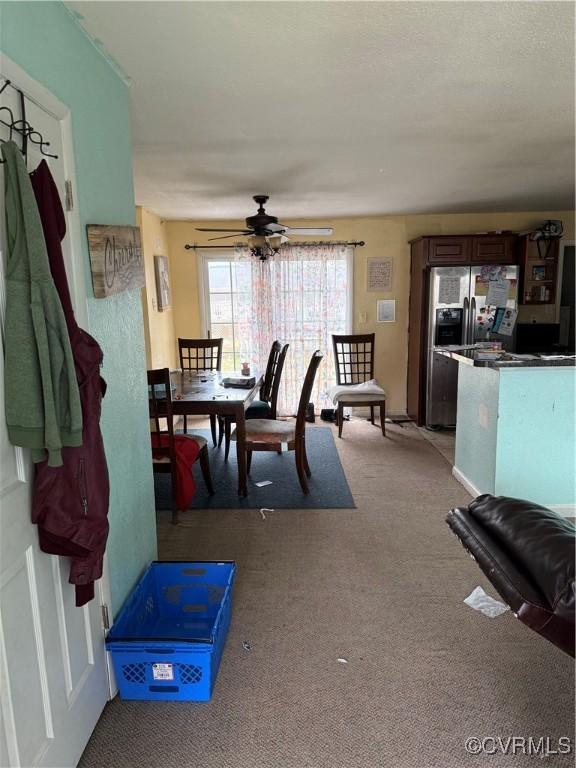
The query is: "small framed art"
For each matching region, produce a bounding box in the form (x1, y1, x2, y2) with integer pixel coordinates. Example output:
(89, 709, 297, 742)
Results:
(367, 257, 393, 292)
(154, 254, 171, 310)
(376, 299, 396, 323)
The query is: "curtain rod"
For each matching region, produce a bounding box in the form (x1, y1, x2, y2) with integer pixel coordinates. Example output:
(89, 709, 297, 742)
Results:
(184, 240, 365, 250)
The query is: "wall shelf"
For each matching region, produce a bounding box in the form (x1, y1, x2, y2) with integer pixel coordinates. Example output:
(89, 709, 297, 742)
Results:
(519, 235, 559, 306)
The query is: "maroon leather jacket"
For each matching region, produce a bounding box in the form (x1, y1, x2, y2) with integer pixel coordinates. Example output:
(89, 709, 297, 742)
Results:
(30, 161, 110, 607)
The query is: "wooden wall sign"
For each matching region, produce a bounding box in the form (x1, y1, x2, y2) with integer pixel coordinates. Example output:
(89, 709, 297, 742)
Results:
(87, 225, 145, 298)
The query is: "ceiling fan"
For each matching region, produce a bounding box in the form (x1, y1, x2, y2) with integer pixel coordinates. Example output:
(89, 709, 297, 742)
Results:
(195, 195, 333, 260)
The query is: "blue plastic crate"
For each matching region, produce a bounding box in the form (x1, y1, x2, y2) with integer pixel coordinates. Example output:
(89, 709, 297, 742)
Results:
(106, 561, 236, 701)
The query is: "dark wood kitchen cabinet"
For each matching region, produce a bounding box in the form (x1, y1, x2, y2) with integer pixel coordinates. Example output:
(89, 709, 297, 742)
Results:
(427, 237, 471, 264)
(407, 233, 520, 425)
(471, 235, 517, 264)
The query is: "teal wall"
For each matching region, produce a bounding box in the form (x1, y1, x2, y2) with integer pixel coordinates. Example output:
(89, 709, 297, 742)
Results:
(496, 368, 576, 505)
(454, 362, 576, 508)
(454, 365, 499, 496)
(1, 1, 157, 613)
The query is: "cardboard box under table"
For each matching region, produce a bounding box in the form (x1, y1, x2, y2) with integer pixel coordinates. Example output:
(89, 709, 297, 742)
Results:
(106, 561, 236, 701)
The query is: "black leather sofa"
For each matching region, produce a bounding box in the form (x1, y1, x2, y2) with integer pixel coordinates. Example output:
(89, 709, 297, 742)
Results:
(447, 494, 575, 657)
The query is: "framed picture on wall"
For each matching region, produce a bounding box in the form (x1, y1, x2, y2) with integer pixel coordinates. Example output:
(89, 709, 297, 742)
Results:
(154, 254, 171, 310)
(366, 257, 393, 292)
(376, 299, 396, 323)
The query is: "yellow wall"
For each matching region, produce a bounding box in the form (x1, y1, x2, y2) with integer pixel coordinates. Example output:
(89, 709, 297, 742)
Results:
(165, 210, 574, 414)
(165, 221, 204, 343)
(137, 207, 177, 369)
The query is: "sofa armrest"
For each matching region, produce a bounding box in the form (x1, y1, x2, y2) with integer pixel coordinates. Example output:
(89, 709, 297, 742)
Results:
(468, 494, 575, 611)
(448, 501, 575, 657)
(446, 507, 549, 613)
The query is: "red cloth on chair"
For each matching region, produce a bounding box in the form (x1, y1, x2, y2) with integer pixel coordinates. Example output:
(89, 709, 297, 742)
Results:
(151, 434, 200, 511)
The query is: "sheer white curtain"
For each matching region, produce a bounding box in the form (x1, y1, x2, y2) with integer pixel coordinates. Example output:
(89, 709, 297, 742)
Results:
(233, 243, 352, 415)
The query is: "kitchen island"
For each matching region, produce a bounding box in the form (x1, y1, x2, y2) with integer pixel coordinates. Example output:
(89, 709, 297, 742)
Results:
(436, 348, 576, 513)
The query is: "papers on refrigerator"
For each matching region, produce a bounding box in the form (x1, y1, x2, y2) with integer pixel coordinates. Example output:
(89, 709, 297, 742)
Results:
(492, 307, 518, 336)
(438, 276, 461, 304)
(486, 279, 511, 308)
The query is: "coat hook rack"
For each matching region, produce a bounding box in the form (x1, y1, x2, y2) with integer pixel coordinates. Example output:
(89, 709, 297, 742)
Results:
(0, 77, 58, 164)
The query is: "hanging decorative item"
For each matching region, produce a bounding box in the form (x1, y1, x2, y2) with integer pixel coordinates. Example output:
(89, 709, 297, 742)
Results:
(87, 225, 145, 298)
(367, 257, 393, 292)
(154, 254, 171, 310)
(376, 299, 396, 323)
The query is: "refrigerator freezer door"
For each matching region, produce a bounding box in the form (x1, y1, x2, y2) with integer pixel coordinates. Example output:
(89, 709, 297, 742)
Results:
(426, 267, 470, 427)
(427, 351, 459, 427)
(470, 265, 519, 349)
(428, 267, 471, 346)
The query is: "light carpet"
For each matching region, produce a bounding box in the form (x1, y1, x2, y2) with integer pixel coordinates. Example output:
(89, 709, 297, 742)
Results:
(80, 420, 574, 768)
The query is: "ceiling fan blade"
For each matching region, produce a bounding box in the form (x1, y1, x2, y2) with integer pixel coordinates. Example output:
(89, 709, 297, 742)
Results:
(263, 222, 287, 234)
(195, 227, 251, 233)
(282, 227, 333, 236)
(207, 234, 246, 242)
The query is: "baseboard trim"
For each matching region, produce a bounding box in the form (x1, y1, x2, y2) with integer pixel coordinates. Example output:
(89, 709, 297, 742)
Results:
(351, 407, 408, 420)
(451, 466, 481, 498)
(451, 467, 575, 517)
(548, 505, 576, 518)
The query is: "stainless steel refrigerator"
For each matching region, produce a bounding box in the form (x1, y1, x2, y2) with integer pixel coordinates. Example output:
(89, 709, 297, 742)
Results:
(426, 264, 519, 428)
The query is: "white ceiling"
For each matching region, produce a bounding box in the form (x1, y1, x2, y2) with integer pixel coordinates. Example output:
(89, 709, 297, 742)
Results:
(68, 1, 574, 221)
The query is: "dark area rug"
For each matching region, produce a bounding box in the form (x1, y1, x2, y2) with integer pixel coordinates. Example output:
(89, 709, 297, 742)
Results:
(153, 425, 355, 509)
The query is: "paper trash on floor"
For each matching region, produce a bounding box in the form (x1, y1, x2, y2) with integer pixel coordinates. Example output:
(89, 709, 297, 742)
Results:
(464, 586, 510, 618)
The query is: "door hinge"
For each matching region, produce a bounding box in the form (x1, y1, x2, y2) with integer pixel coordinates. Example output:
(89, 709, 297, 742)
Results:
(65, 179, 74, 211)
(101, 604, 110, 631)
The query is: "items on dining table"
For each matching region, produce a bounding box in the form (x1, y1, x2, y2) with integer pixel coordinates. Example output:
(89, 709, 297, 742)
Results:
(221, 375, 257, 388)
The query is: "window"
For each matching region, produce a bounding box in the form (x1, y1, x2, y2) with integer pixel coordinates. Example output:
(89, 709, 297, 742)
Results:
(203, 258, 252, 371)
(201, 247, 353, 412)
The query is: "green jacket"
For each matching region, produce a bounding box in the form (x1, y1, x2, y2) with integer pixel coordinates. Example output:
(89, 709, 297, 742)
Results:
(3, 140, 82, 466)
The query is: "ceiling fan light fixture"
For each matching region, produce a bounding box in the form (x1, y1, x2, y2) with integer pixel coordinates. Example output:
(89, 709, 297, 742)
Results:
(247, 233, 285, 261)
(247, 234, 267, 249)
(199, 196, 332, 253)
(266, 233, 286, 250)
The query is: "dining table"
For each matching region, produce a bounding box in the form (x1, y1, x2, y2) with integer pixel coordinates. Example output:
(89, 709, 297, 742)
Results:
(170, 370, 263, 497)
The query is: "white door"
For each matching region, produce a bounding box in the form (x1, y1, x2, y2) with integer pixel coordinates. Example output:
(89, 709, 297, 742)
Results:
(0, 66, 109, 768)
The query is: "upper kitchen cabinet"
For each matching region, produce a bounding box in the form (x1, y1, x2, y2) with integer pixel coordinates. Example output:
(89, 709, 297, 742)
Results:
(411, 234, 520, 266)
(471, 235, 517, 264)
(426, 237, 471, 264)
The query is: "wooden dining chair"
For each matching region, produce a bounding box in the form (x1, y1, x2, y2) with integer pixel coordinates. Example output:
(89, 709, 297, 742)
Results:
(231, 350, 323, 494)
(218, 340, 290, 461)
(178, 337, 223, 445)
(148, 368, 214, 525)
(331, 333, 386, 438)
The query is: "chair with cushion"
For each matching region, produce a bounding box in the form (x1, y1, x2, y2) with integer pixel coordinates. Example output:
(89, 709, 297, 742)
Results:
(148, 368, 214, 525)
(231, 350, 322, 494)
(331, 333, 386, 438)
(219, 341, 289, 461)
(178, 337, 223, 445)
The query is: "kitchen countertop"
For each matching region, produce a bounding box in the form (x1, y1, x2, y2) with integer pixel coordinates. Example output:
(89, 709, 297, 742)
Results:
(434, 346, 576, 368)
